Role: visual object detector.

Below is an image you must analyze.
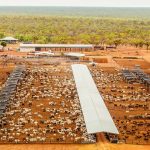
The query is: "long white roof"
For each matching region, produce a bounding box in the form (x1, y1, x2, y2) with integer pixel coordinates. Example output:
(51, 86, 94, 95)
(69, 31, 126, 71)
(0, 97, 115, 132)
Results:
(64, 52, 85, 57)
(72, 64, 119, 134)
(0, 37, 18, 41)
(20, 44, 93, 48)
(34, 52, 54, 56)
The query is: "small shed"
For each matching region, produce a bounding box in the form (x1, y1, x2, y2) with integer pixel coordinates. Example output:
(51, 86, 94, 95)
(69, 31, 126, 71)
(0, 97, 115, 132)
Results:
(0, 37, 19, 44)
(34, 51, 54, 57)
(64, 52, 85, 60)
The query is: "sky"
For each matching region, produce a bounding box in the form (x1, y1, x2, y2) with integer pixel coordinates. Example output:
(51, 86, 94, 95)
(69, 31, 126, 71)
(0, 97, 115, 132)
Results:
(0, 0, 150, 7)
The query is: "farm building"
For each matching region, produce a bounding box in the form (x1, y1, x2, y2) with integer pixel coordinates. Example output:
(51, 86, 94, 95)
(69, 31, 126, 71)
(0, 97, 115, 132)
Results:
(20, 44, 94, 52)
(0, 37, 19, 44)
(72, 64, 119, 134)
(64, 53, 85, 60)
(34, 51, 55, 57)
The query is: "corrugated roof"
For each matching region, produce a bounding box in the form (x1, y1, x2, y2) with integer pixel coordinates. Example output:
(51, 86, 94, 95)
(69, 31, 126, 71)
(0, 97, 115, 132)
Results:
(20, 44, 93, 48)
(64, 53, 85, 57)
(0, 37, 18, 41)
(34, 52, 54, 56)
(72, 64, 119, 134)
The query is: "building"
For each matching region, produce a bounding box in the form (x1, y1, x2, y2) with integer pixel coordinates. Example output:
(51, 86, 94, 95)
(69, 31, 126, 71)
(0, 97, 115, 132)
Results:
(106, 45, 116, 50)
(20, 44, 94, 52)
(72, 64, 119, 134)
(64, 52, 85, 60)
(94, 45, 105, 50)
(0, 37, 19, 44)
(34, 51, 54, 57)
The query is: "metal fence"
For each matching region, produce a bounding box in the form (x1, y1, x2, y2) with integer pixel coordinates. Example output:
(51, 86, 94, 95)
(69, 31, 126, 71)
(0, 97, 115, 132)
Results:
(0, 65, 26, 116)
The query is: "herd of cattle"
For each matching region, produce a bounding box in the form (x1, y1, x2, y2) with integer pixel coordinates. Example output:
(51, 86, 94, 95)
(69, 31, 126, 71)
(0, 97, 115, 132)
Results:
(90, 66, 150, 144)
(0, 63, 149, 144)
(0, 65, 96, 143)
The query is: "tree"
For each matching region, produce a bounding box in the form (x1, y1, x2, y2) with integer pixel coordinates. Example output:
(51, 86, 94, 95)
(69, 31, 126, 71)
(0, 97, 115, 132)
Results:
(0, 32, 4, 38)
(143, 33, 150, 51)
(113, 38, 122, 48)
(144, 40, 150, 52)
(32, 35, 39, 44)
(15, 34, 25, 41)
(129, 38, 144, 48)
(0, 41, 7, 47)
(0, 15, 150, 46)
(91, 34, 101, 45)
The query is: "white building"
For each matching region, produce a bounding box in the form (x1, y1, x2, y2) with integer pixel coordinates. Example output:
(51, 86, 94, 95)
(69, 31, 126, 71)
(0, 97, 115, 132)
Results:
(0, 37, 18, 44)
(20, 44, 94, 52)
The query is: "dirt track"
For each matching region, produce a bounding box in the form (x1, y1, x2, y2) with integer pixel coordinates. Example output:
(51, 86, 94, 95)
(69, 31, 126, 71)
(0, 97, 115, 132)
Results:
(0, 141, 150, 150)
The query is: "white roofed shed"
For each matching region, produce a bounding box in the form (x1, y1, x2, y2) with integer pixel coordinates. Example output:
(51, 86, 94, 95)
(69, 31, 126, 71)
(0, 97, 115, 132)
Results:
(20, 44, 93, 48)
(20, 44, 93, 52)
(72, 64, 119, 134)
(64, 52, 85, 58)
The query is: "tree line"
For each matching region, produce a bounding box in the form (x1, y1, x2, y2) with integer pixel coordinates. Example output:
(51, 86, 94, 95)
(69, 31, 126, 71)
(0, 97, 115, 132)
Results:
(0, 16, 150, 49)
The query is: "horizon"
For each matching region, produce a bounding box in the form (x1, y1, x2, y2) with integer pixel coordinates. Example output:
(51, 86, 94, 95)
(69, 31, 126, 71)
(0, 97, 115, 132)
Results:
(1, 0, 150, 7)
(0, 6, 150, 8)
(0, 6, 150, 19)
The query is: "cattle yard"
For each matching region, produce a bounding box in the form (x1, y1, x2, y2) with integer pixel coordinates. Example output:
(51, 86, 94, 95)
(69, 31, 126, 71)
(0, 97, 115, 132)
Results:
(0, 48, 150, 147)
(0, 65, 96, 143)
(90, 67, 150, 144)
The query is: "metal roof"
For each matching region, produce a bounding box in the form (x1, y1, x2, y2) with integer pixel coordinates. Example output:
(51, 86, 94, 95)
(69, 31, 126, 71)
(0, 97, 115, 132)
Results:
(0, 37, 18, 41)
(34, 52, 54, 56)
(72, 64, 119, 134)
(20, 44, 93, 48)
(64, 52, 85, 57)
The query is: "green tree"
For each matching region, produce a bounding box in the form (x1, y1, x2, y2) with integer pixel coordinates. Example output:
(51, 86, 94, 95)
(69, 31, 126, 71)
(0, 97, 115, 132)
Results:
(144, 40, 150, 51)
(0, 41, 7, 47)
(32, 35, 39, 44)
(0, 33, 4, 39)
(113, 38, 122, 48)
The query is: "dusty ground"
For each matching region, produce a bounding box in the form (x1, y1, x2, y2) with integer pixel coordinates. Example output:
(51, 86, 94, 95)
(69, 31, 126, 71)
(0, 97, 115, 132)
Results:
(90, 66, 150, 144)
(0, 65, 14, 87)
(0, 51, 27, 57)
(0, 65, 95, 144)
(0, 139, 150, 150)
(0, 46, 150, 149)
(114, 59, 150, 71)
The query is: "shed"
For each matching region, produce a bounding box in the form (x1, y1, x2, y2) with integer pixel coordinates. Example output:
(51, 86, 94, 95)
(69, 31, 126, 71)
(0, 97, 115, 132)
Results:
(0, 37, 18, 44)
(20, 44, 93, 52)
